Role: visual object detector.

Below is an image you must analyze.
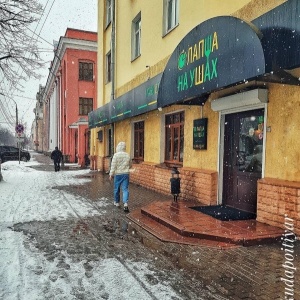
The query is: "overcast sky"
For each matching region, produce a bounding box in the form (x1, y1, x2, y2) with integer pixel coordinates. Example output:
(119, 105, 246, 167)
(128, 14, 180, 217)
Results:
(1, 0, 97, 136)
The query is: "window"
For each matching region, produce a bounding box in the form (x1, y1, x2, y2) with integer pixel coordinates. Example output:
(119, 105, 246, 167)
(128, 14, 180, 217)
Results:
(134, 121, 144, 160)
(79, 62, 93, 81)
(106, 51, 111, 83)
(132, 12, 141, 60)
(79, 98, 93, 115)
(106, 0, 112, 26)
(163, 0, 179, 34)
(165, 111, 184, 163)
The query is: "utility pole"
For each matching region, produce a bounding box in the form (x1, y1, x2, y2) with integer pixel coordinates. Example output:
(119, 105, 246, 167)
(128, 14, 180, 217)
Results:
(12, 101, 21, 164)
(15, 104, 18, 126)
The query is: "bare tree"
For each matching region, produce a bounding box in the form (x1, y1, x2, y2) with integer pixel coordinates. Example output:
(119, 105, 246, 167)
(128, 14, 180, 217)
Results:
(0, 0, 44, 89)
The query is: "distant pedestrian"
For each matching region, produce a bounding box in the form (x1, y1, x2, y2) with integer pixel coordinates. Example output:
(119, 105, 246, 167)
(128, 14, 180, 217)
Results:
(109, 141, 132, 212)
(51, 146, 63, 172)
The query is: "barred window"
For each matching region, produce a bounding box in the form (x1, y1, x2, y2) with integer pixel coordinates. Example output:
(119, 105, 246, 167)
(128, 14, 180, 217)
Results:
(79, 98, 93, 115)
(79, 62, 93, 81)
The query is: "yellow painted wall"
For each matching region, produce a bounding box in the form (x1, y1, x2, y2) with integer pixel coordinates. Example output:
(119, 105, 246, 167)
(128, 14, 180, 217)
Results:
(115, 0, 253, 89)
(265, 84, 300, 181)
(233, 0, 287, 21)
(95, 0, 288, 171)
(111, 101, 219, 171)
(143, 112, 162, 163)
(97, 3, 104, 107)
(111, 81, 300, 180)
(183, 103, 219, 170)
(97, 0, 285, 106)
(114, 122, 131, 154)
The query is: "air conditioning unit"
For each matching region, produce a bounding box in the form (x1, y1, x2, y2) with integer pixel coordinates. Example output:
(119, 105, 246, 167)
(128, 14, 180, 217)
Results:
(97, 130, 103, 142)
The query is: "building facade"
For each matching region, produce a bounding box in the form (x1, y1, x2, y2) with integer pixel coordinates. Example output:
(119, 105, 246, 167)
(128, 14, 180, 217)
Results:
(42, 28, 97, 166)
(90, 0, 300, 234)
(32, 84, 45, 152)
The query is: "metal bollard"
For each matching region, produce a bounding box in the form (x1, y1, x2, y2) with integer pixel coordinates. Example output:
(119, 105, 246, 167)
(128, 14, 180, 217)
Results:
(170, 167, 180, 202)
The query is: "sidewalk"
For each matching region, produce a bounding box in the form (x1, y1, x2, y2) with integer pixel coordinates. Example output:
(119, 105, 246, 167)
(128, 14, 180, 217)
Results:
(32, 152, 300, 300)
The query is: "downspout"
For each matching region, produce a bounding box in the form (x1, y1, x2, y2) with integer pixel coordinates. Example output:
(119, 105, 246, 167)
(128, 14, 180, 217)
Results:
(110, 0, 116, 157)
(58, 73, 62, 150)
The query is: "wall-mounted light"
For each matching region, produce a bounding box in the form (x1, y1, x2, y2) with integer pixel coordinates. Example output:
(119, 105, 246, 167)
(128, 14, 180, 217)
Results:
(146, 65, 150, 80)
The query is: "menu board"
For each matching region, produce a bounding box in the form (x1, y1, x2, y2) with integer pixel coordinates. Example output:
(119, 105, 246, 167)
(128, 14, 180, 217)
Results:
(193, 118, 208, 150)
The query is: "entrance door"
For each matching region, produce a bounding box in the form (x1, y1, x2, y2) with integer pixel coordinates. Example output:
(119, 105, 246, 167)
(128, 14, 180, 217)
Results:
(222, 109, 264, 213)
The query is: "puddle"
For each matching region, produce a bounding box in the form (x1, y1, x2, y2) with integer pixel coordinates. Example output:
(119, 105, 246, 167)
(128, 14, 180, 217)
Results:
(76, 174, 98, 179)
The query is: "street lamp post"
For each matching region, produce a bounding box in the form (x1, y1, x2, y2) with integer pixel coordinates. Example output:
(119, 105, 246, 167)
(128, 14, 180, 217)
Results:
(9, 99, 21, 164)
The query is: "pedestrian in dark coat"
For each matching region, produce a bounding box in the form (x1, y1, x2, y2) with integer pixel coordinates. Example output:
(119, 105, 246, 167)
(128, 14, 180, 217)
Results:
(51, 147, 63, 172)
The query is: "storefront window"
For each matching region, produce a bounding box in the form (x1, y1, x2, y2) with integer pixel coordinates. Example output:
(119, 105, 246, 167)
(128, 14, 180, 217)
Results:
(134, 121, 144, 160)
(165, 111, 184, 163)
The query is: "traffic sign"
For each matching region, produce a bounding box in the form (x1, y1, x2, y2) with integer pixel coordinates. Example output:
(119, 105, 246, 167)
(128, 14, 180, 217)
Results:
(15, 124, 24, 133)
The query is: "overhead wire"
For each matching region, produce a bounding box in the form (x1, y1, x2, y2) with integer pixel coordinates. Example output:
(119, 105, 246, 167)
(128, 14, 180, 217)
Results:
(0, 82, 17, 129)
(1, 0, 96, 132)
(0, 0, 57, 132)
(18, 0, 57, 123)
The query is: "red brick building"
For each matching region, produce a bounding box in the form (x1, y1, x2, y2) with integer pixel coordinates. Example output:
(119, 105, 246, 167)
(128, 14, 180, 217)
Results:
(42, 28, 97, 166)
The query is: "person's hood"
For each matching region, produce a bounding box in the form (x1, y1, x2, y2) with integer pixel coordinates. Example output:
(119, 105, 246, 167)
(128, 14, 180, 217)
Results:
(116, 142, 126, 153)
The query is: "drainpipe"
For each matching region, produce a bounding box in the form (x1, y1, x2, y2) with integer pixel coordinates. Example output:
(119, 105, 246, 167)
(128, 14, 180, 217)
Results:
(110, 0, 116, 158)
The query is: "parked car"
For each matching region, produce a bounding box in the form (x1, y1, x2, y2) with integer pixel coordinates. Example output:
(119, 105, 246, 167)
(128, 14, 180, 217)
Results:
(0, 146, 30, 162)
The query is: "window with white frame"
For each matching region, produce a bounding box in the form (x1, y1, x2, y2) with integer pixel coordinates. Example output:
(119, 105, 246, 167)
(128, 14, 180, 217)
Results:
(132, 12, 141, 60)
(106, 51, 111, 83)
(163, 0, 179, 35)
(106, 0, 112, 26)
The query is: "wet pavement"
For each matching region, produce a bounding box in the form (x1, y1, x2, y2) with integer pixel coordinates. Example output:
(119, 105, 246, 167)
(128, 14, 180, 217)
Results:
(20, 152, 299, 299)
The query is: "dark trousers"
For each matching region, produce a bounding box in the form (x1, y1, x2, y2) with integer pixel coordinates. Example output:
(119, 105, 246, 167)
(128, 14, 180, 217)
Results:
(54, 160, 60, 172)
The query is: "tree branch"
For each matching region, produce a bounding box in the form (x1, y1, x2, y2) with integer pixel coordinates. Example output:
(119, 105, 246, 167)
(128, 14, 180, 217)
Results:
(0, 55, 12, 61)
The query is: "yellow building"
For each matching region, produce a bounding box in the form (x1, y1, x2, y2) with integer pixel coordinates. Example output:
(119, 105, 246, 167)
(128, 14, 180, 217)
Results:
(89, 0, 300, 235)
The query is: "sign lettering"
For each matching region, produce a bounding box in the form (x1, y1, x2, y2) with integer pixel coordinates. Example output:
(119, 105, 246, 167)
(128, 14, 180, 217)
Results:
(177, 32, 218, 93)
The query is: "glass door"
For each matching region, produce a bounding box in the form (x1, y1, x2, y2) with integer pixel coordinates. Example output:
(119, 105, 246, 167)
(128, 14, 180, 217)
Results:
(222, 109, 264, 213)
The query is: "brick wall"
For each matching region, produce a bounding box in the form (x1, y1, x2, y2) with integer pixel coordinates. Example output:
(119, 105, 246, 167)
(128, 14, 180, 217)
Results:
(103, 157, 111, 172)
(91, 156, 111, 172)
(130, 163, 218, 205)
(257, 178, 300, 236)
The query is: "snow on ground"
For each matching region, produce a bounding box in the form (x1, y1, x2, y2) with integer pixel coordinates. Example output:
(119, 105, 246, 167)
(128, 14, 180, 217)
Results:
(0, 159, 99, 223)
(0, 156, 180, 300)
